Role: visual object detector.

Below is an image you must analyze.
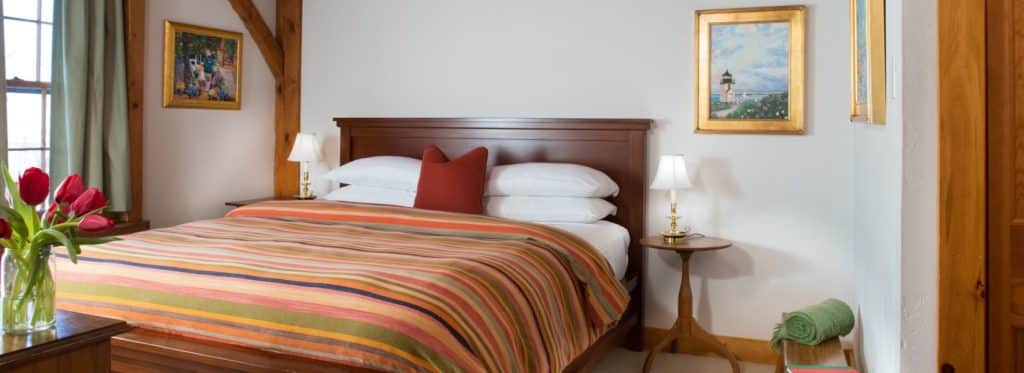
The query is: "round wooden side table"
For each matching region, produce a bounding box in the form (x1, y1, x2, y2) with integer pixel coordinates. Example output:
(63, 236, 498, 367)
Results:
(640, 235, 740, 373)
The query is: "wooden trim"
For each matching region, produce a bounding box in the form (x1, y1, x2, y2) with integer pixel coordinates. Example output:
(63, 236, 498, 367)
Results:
(986, 0, 1015, 371)
(5, 79, 49, 90)
(643, 327, 859, 369)
(643, 327, 777, 365)
(226, 0, 284, 80)
(274, 0, 301, 198)
(333, 117, 655, 130)
(123, 0, 146, 225)
(938, 0, 987, 371)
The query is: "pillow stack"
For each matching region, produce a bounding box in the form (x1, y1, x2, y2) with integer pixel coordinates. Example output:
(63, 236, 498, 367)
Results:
(484, 163, 618, 223)
(321, 155, 620, 224)
(321, 156, 419, 207)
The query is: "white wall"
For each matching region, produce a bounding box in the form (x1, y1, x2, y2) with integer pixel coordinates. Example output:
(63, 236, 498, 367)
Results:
(852, 0, 939, 371)
(899, 0, 938, 370)
(143, 0, 276, 228)
(851, 0, 904, 371)
(302, 0, 857, 340)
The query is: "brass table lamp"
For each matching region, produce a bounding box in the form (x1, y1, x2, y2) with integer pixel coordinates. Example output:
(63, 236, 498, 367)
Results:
(287, 133, 323, 200)
(650, 154, 693, 243)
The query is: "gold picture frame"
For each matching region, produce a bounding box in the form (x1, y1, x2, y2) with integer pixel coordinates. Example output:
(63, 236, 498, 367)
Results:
(695, 6, 806, 134)
(850, 0, 886, 124)
(162, 21, 243, 110)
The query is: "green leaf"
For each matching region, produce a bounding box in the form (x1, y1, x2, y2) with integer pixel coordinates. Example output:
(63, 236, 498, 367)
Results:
(36, 229, 78, 264)
(0, 204, 28, 241)
(1, 164, 20, 208)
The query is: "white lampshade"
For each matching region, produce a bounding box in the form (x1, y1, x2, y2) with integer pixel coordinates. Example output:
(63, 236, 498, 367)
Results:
(649, 154, 692, 190)
(287, 133, 323, 162)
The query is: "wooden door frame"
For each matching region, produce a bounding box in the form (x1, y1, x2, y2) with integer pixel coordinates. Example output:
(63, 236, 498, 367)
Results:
(985, 0, 1016, 370)
(938, 0, 987, 372)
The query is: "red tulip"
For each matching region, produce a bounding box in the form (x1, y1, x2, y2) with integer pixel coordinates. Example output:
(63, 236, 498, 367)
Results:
(54, 174, 85, 204)
(77, 215, 114, 234)
(18, 167, 49, 206)
(69, 188, 108, 216)
(44, 202, 66, 224)
(0, 219, 11, 239)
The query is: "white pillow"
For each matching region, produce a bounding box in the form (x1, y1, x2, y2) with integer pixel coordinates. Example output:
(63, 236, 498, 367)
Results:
(321, 186, 416, 207)
(485, 163, 619, 198)
(323, 156, 420, 192)
(484, 196, 617, 223)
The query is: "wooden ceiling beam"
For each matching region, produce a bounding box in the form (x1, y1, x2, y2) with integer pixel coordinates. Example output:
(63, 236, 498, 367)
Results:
(227, 0, 284, 80)
(274, 0, 302, 197)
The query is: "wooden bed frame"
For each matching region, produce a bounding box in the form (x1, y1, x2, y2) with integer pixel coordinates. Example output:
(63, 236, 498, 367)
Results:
(109, 118, 650, 372)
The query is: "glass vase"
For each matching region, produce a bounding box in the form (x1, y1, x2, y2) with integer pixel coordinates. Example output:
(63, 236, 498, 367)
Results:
(1, 246, 56, 334)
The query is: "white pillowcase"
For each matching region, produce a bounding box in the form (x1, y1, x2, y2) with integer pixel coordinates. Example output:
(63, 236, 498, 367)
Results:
(323, 156, 420, 192)
(484, 196, 617, 223)
(321, 186, 416, 207)
(485, 163, 619, 198)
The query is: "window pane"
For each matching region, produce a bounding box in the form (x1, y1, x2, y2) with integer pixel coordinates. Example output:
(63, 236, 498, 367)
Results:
(40, 0, 52, 23)
(39, 23, 50, 82)
(3, 0, 39, 21)
(7, 150, 44, 176)
(6, 91, 43, 148)
(43, 91, 49, 147)
(4, 19, 38, 80)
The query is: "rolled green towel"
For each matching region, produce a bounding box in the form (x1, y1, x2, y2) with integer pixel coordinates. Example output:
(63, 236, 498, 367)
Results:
(770, 298, 855, 351)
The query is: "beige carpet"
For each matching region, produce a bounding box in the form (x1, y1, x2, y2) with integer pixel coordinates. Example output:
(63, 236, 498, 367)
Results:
(593, 348, 775, 373)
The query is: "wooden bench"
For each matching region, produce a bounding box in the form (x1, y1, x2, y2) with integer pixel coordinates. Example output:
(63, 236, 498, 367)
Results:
(773, 337, 858, 373)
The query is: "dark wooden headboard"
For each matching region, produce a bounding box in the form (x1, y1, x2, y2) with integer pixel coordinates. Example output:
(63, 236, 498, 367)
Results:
(333, 117, 650, 283)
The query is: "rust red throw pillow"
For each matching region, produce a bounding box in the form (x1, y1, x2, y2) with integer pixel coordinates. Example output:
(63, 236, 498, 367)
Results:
(414, 145, 489, 214)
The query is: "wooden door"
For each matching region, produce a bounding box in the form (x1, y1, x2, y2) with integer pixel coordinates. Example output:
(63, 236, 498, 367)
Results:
(988, 0, 1024, 370)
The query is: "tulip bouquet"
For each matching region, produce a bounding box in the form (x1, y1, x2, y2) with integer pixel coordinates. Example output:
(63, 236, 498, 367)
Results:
(0, 166, 117, 333)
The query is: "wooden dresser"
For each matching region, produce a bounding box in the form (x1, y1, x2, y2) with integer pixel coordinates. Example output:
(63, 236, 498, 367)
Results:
(0, 310, 130, 372)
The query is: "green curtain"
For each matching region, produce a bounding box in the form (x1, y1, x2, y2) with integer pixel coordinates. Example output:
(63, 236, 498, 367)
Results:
(50, 0, 130, 211)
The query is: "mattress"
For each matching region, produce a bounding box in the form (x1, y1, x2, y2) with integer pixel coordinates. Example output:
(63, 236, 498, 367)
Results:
(545, 221, 630, 280)
(56, 201, 629, 372)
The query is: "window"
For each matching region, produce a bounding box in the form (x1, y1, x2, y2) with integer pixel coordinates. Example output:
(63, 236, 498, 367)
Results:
(3, 0, 52, 174)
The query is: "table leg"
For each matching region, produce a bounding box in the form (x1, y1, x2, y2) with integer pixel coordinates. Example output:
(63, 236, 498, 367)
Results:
(641, 321, 678, 373)
(660, 252, 742, 373)
(689, 318, 742, 373)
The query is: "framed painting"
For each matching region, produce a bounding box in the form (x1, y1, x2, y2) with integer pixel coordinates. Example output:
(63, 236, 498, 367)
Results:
(850, 0, 886, 124)
(695, 6, 806, 134)
(162, 21, 243, 110)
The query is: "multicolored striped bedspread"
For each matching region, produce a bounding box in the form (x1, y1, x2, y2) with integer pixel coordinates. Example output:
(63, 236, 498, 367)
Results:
(55, 201, 629, 372)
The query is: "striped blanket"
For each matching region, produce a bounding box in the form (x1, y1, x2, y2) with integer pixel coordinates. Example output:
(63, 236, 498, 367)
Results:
(56, 201, 629, 372)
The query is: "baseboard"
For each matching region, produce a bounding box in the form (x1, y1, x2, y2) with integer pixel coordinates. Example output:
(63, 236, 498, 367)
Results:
(643, 327, 779, 365)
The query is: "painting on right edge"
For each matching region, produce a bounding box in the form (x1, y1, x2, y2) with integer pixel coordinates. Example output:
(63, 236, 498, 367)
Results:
(850, 0, 886, 124)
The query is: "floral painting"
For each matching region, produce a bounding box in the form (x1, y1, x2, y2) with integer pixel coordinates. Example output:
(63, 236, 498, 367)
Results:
(162, 21, 243, 110)
(709, 22, 790, 120)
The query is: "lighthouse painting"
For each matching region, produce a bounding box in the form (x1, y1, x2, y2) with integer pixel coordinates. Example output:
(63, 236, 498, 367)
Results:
(695, 6, 805, 133)
(708, 22, 790, 120)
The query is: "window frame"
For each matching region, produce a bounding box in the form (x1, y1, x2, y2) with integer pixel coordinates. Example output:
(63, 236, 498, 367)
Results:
(4, 0, 53, 173)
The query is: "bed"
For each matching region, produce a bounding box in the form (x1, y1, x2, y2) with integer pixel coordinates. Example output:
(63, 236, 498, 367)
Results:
(58, 117, 650, 372)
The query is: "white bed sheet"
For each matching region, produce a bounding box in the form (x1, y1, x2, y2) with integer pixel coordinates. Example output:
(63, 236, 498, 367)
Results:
(543, 221, 629, 279)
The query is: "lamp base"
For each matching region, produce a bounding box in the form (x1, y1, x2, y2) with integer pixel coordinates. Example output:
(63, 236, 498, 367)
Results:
(294, 193, 317, 200)
(660, 230, 691, 244)
(662, 200, 690, 243)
